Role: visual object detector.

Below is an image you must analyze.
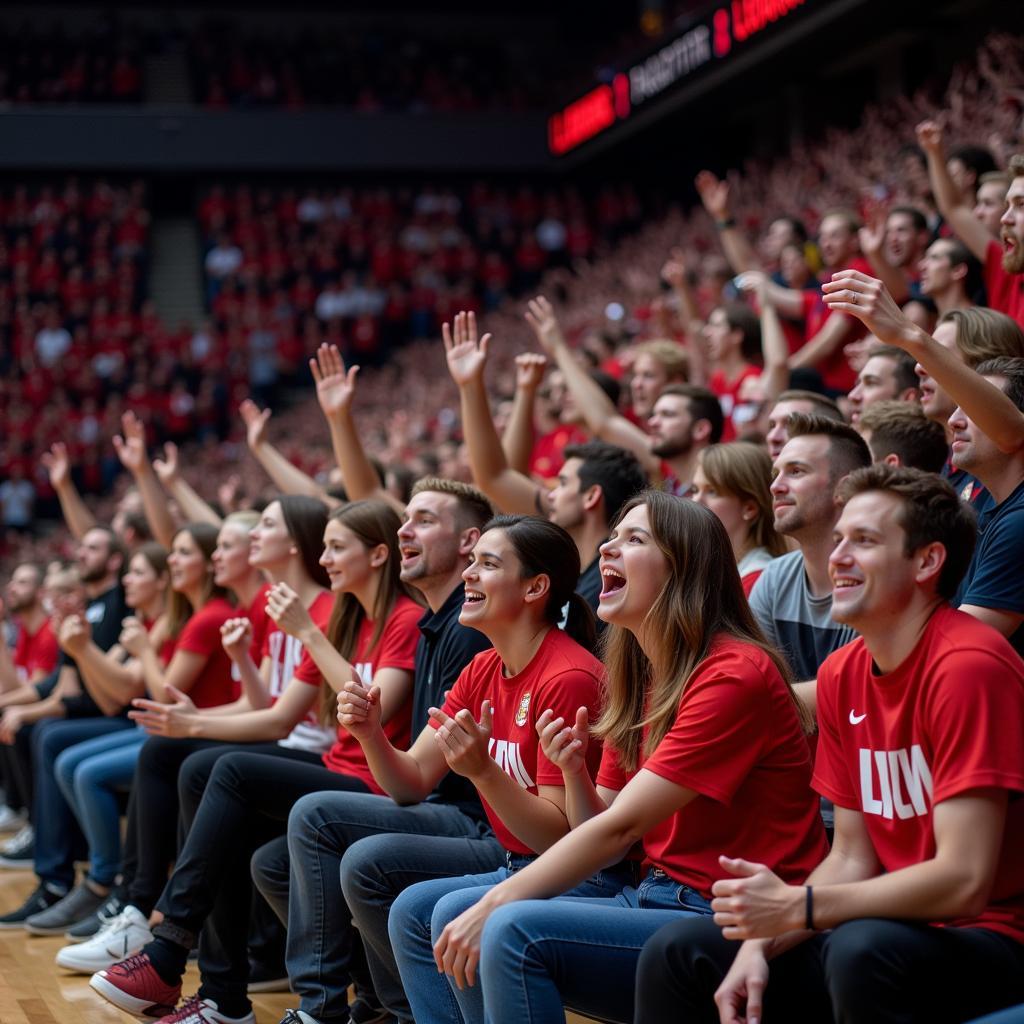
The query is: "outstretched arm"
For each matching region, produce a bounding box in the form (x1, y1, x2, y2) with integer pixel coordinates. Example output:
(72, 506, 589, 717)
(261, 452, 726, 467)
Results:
(824, 270, 1024, 452)
(112, 411, 178, 548)
(525, 297, 658, 473)
(442, 313, 542, 516)
(152, 443, 223, 528)
(239, 399, 338, 507)
(738, 273, 790, 402)
(916, 119, 994, 261)
(309, 345, 401, 514)
(695, 171, 762, 274)
(502, 353, 546, 475)
(41, 442, 96, 540)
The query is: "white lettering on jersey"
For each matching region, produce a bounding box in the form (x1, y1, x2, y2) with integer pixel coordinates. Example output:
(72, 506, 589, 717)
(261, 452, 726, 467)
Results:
(267, 631, 304, 698)
(859, 745, 933, 819)
(354, 662, 373, 686)
(487, 737, 536, 790)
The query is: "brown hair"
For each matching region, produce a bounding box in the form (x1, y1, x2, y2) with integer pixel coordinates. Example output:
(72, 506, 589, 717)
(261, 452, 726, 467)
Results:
(776, 390, 843, 421)
(165, 523, 227, 639)
(786, 412, 871, 485)
(938, 307, 1024, 367)
(319, 500, 422, 724)
(836, 464, 976, 600)
(594, 489, 805, 772)
(698, 443, 787, 557)
(633, 338, 689, 382)
(857, 401, 948, 474)
(410, 477, 494, 532)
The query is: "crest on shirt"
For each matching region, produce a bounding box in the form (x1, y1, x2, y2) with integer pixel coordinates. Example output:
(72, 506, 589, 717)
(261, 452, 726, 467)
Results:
(515, 691, 531, 727)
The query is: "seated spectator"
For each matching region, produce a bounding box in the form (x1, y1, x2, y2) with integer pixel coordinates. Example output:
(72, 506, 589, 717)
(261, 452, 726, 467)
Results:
(764, 390, 844, 459)
(857, 401, 949, 474)
(919, 238, 979, 314)
(847, 344, 920, 426)
(702, 304, 762, 442)
(691, 442, 787, 595)
(634, 465, 1024, 1024)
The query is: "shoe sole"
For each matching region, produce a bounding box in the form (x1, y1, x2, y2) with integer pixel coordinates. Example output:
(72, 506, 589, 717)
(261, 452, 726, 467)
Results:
(0, 861, 34, 870)
(26, 919, 91, 936)
(57, 936, 149, 974)
(247, 977, 290, 993)
(0, 920, 30, 930)
(89, 972, 178, 1019)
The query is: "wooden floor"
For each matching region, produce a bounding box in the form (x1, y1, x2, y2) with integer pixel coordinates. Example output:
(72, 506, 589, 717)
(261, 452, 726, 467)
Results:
(0, 869, 294, 1024)
(1, 868, 590, 1024)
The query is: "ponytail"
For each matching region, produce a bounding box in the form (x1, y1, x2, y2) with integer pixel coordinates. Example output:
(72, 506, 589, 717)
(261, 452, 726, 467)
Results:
(562, 593, 597, 650)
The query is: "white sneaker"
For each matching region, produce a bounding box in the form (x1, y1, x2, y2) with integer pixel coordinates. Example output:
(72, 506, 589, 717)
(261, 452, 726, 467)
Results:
(156, 995, 256, 1024)
(0, 823, 32, 855)
(0, 805, 26, 833)
(55, 904, 152, 974)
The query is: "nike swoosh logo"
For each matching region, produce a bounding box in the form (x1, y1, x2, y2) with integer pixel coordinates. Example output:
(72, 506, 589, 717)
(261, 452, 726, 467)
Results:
(849, 710, 867, 725)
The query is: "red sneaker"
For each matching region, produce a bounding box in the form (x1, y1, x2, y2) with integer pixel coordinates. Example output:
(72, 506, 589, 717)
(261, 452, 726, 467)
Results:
(90, 952, 182, 1018)
(155, 995, 256, 1024)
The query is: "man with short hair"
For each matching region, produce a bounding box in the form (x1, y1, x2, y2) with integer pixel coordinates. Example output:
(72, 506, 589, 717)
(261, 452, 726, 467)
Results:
(764, 390, 843, 460)
(628, 338, 689, 419)
(919, 237, 977, 313)
(857, 400, 948, 474)
(949, 357, 1024, 654)
(635, 464, 1024, 1024)
(248, 478, 502, 1024)
(847, 345, 920, 426)
(976, 171, 1012, 236)
(749, 413, 871, 711)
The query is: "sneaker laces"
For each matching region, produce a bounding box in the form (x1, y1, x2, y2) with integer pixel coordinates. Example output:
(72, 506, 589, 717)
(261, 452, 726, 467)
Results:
(92, 907, 133, 940)
(161, 994, 204, 1023)
(111, 952, 154, 977)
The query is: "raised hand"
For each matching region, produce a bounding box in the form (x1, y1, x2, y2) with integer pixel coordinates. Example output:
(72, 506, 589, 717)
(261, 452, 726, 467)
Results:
(695, 170, 731, 221)
(239, 399, 272, 450)
(217, 474, 244, 513)
(337, 678, 382, 741)
(152, 442, 180, 486)
(428, 701, 494, 781)
(119, 616, 151, 657)
(514, 352, 548, 392)
(523, 295, 565, 354)
(220, 617, 254, 661)
(57, 614, 90, 656)
(265, 582, 315, 639)
(915, 119, 944, 156)
(660, 247, 688, 290)
(858, 205, 886, 258)
(112, 410, 149, 475)
(310, 343, 359, 418)
(443, 310, 492, 386)
(536, 706, 589, 777)
(735, 270, 769, 305)
(41, 441, 71, 489)
(822, 271, 914, 348)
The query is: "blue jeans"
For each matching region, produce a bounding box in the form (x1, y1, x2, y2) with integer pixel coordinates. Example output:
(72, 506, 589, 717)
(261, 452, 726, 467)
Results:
(33, 716, 135, 889)
(972, 1008, 1024, 1024)
(251, 791, 494, 1024)
(471, 868, 712, 1024)
(389, 855, 640, 1024)
(54, 727, 146, 887)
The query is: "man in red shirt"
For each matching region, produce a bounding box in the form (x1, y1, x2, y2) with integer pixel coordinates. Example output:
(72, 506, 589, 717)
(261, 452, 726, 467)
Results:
(632, 464, 1024, 1024)
(1, 564, 58, 691)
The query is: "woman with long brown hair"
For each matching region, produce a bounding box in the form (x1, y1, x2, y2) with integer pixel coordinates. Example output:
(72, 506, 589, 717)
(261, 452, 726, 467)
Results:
(421, 490, 826, 1024)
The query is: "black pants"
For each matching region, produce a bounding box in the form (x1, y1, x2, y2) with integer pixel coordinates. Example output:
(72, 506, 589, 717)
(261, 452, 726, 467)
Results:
(156, 750, 370, 1011)
(128, 735, 290, 914)
(635, 916, 1024, 1024)
(3, 722, 36, 815)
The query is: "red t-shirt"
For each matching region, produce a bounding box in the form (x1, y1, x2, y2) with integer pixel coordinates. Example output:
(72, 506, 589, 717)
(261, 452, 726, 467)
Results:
(597, 637, 827, 896)
(709, 365, 762, 443)
(434, 627, 604, 854)
(985, 238, 1024, 329)
(659, 461, 692, 498)
(244, 583, 273, 662)
(173, 597, 237, 708)
(529, 425, 589, 481)
(13, 618, 59, 682)
(814, 605, 1024, 944)
(319, 596, 421, 789)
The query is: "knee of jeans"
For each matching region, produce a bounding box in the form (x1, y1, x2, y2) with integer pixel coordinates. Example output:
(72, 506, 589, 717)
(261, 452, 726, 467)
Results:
(251, 836, 288, 894)
(54, 749, 76, 791)
(479, 902, 530, 970)
(286, 789, 329, 841)
(339, 838, 383, 905)
(389, 883, 429, 949)
(430, 887, 486, 945)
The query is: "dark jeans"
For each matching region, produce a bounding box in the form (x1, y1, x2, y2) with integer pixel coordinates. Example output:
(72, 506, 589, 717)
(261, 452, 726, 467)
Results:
(33, 716, 135, 889)
(635, 915, 1024, 1024)
(128, 735, 291, 914)
(156, 751, 370, 1014)
(251, 790, 493, 1024)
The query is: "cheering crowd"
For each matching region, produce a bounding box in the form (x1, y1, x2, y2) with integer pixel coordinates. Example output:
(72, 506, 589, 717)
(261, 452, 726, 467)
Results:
(2, 38, 1024, 1024)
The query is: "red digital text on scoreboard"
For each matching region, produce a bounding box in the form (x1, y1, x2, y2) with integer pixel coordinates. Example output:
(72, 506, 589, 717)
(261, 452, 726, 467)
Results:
(549, 0, 808, 156)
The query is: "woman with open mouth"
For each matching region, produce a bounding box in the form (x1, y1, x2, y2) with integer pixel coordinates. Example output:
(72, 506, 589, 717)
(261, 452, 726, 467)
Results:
(421, 489, 828, 1024)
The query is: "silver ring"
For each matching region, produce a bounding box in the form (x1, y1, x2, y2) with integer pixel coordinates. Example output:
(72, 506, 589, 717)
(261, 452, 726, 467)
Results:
(850, 291, 858, 305)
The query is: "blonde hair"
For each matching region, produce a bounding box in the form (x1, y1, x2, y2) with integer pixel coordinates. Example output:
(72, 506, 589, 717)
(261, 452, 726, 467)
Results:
(633, 338, 689, 382)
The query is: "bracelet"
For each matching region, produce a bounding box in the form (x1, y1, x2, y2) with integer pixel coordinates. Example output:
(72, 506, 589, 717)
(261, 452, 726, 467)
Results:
(805, 885, 815, 931)
(716, 217, 737, 230)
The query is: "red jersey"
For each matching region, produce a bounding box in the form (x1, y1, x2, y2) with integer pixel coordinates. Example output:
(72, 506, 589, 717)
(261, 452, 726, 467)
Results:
(243, 582, 274, 661)
(597, 637, 827, 896)
(709, 365, 762, 443)
(985, 238, 1024, 329)
(434, 627, 604, 854)
(263, 591, 333, 703)
(319, 596, 421, 789)
(12, 617, 59, 682)
(814, 605, 1024, 944)
(529, 425, 588, 481)
(173, 597, 237, 708)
